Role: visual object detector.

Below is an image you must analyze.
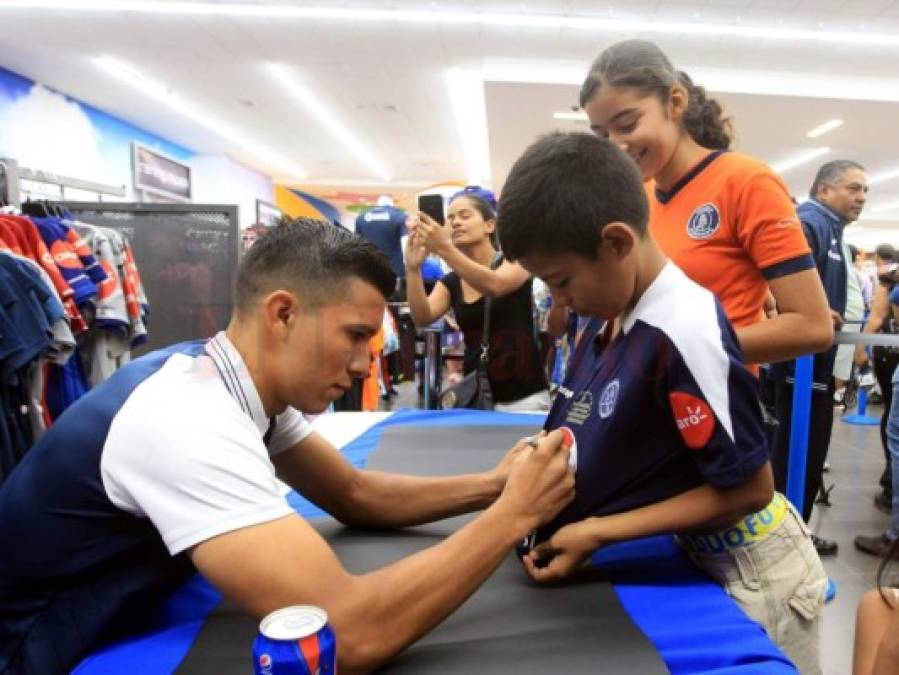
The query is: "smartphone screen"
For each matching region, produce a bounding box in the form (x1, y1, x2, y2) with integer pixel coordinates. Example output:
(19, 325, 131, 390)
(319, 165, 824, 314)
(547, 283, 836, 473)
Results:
(417, 194, 445, 225)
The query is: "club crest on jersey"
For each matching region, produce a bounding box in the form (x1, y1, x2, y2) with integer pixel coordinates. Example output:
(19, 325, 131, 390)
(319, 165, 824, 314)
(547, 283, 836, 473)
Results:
(669, 391, 715, 449)
(686, 203, 720, 239)
(598, 379, 619, 419)
(565, 391, 593, 425)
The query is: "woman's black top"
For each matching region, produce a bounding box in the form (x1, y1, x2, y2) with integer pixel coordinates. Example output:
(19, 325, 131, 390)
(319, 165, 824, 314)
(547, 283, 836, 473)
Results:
(441, 272, 547, 403)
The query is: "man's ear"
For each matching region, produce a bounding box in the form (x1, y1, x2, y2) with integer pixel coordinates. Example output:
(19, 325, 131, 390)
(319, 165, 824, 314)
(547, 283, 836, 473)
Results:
(600, 222, 637, 259)
(262, 290, 299, 338)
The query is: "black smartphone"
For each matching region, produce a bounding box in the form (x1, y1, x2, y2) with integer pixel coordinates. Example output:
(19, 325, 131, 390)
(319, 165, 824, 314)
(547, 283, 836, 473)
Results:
(417, 194, 445, 225)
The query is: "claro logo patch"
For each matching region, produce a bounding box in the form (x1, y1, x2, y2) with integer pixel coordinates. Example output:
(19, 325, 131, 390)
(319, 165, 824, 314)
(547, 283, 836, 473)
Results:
(669, 391, 715, 449)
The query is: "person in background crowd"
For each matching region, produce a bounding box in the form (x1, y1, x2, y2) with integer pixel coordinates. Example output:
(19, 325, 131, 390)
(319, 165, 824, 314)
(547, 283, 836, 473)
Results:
(855, 243, 899, 516)
(355, 196, 408, 302)
(771, 160, 868, 555)
(0, 218, 575, 674)
(834, 241, 872, 406)
(578, 38, 834, 555)
(769, 160, 868, 557)
(855, 259, 899, 557)
(407, 189, 550, 411)
(853, 244, 875, 310)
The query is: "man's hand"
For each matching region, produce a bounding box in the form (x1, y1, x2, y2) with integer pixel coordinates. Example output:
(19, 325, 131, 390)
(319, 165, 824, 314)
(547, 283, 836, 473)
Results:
(521, 518, 602, 582)
(831, 310, 845, 330)
(855, 345, 870, 368)
(486, 432, 547, 494)
(494, 429, 574, 535)
(416, 211, 454, 257)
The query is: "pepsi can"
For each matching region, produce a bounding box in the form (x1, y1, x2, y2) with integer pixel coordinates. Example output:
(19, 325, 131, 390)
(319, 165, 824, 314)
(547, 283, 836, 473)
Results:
(253, 605, 337, 674)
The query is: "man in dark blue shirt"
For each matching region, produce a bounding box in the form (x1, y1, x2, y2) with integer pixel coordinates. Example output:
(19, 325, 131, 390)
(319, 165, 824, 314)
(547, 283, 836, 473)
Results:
(354, 197, 408, 300)
(770, 159, 868, 556)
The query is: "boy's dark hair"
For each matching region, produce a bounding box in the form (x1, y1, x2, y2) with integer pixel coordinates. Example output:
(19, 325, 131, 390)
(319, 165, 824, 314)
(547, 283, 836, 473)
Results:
(235, 216, 396, 312)
(579, 39, 732, 151)
(498, 131, 648, 261)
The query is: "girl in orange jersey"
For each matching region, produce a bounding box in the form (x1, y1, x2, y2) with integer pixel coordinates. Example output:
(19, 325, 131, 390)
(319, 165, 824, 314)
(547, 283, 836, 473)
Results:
(579, 39, 832, 365)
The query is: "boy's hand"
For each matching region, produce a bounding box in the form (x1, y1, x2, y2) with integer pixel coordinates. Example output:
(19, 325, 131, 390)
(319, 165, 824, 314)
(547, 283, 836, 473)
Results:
(522, 519, 601, 582)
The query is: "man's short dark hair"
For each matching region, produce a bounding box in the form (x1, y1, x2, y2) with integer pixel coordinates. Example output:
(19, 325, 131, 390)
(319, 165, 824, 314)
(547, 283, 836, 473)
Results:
(876, 243, 896, 262)
(497, 132, 648, 261)
(235, 216, 396, 312)
(809, 160, 865, 198)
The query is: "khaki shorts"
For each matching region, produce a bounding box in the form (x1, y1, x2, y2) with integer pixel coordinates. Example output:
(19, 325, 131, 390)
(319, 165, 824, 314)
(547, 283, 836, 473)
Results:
(681, 498, 826, 675)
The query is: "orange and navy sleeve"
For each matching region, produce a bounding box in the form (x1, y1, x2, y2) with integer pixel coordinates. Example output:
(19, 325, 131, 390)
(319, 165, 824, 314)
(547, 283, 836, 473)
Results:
(734, 168, 815, 281)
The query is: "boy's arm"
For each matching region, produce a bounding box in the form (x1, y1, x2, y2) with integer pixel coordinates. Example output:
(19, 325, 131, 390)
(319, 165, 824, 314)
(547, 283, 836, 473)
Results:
(524, 463, 773, 581)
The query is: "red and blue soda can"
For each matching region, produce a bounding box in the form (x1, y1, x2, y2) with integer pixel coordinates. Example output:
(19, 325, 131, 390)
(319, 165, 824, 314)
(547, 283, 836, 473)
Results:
(253, 605, 337, 675)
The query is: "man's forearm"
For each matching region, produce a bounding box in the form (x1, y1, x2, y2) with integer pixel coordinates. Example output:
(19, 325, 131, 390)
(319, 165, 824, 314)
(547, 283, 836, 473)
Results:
(335, 501, 528, 671)
(343, 469, 503, 528)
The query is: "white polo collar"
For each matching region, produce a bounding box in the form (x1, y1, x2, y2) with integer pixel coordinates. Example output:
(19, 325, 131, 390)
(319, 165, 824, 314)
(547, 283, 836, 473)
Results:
(621, 260, 679, 335)
(204, 331, 270, 435)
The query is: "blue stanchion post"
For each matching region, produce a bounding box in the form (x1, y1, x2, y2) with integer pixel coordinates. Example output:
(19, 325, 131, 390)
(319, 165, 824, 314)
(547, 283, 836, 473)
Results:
(843, 386, 880, 426)
(786, 354, 814, 511)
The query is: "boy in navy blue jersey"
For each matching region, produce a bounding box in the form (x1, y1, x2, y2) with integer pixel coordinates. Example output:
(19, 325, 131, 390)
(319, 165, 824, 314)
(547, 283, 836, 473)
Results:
(497, 132, 826, 674)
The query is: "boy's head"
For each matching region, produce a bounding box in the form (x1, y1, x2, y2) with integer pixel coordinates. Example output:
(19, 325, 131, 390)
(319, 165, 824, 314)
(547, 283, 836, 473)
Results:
(497, 131, 650, 320)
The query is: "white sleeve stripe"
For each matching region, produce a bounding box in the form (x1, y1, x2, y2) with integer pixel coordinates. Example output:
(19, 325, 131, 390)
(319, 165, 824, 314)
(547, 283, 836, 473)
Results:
(628, 263, 736, 442)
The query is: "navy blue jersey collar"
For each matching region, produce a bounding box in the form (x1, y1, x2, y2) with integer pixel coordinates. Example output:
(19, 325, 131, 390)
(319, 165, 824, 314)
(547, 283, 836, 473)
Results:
(804, 198, 848, 227)
(654, 151, 726, 205)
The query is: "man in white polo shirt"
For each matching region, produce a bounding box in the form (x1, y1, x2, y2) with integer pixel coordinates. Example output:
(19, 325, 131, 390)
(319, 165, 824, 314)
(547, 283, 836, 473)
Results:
(0, 218, 574, 675)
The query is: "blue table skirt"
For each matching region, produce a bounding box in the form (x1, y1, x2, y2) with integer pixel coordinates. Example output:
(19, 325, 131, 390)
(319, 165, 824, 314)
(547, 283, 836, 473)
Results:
(74, 409, 796, 674)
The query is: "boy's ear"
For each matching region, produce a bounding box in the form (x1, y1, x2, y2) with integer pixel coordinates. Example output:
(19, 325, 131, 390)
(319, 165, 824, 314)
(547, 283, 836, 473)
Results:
(601, 222, 636, 258)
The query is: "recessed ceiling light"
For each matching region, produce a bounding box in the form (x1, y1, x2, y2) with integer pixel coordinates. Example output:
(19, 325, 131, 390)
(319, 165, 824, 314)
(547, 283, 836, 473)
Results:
(553, 111, 588, 121)
(268, 63, 391, 182)
(806, 119, 843, 138)
(771, 147, 831, 174)
(93, 55, 306, 180)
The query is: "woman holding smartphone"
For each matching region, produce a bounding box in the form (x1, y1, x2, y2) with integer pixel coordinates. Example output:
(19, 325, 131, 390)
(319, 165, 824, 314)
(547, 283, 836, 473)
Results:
(406, 188, 549, 411)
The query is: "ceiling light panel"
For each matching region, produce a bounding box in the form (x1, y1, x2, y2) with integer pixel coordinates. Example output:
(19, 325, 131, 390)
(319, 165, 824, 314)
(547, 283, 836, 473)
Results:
(268, 64, 391, 182)
(806, 118, 843, 138)
(445, 68, 491, 187)
(771, 146, 831, 174)
(868, 168, 899, 186)
(94, 55, 306, 180)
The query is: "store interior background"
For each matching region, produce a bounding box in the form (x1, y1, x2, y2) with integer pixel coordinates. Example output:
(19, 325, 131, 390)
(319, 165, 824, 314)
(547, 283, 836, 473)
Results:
(3, 3, 899, 674)
(2, 1, 899, 248)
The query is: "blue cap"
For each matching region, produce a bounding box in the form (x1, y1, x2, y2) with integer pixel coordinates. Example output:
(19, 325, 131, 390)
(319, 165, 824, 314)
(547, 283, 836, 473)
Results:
(450, 185, 497, 212)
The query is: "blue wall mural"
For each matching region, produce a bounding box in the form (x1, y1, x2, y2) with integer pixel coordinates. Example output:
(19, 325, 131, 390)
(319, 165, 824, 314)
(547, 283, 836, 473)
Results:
(0, 65, 192, 193)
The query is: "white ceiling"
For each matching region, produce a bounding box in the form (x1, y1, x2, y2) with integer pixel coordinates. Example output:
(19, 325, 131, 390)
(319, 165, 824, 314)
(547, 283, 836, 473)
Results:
(3, 0, 899, 231)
